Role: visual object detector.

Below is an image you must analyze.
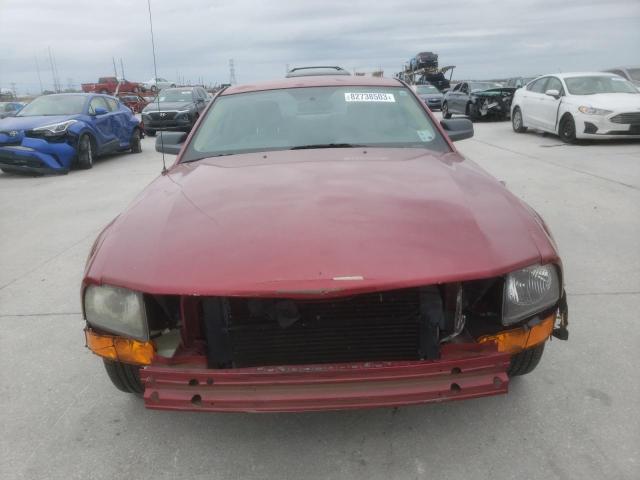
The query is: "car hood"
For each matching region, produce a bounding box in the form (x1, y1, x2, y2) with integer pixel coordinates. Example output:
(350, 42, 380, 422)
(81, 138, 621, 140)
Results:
(143, 102, 194, 112)
(86, 149, 558, 297)
(571, 93, 640, 110)
(473, 88, 517, 97)
(0, 114, 81, 131)
(419, 93, 444, 100)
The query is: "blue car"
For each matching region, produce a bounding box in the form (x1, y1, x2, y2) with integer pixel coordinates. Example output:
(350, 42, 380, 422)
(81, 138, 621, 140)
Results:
(0, 93, 142, 174)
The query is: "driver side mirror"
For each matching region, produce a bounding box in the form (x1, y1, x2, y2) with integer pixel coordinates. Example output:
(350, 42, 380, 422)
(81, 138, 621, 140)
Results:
(155, 131, 188, 155)
(545, 89, 561, 99)
(93, 107, 108, 116)
(440, 118, 474, 142)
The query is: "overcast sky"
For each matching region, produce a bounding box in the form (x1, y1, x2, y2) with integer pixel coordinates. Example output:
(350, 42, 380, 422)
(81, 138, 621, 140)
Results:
(1, 0, 639, 94)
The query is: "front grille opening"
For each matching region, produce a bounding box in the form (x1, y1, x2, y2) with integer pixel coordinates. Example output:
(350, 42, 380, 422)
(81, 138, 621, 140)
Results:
(199, 281, 504, 369)
(227, 289, 422, 367)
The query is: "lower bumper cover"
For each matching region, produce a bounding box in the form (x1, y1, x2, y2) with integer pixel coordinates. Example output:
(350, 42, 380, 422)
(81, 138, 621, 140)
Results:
(0, 138, 75, 172)
(141, 343, 510, 412)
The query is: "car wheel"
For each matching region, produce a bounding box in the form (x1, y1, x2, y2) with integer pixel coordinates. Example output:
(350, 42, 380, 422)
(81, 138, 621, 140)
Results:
(559, 115, 577, 144)
(170, 84, 176, 88)
(76, 134, 94, 169)
(466, 103, 479, 120)
(145, 129, 156, 137)
(151, 85, 157, 92)
(508, 343, 545, 376)
(103, 359, 144, 395)
(442, 102, 452, 119)
(130, 128, 142, 153)
(512, 107, 527, 133)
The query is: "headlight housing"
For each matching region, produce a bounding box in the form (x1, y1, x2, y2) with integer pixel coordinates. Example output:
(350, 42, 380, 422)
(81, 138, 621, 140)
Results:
(502, 264, 560, 325)
(578, 106, 612, 116)
(32, 119, 77, 136)
(84, 285, 148, 340)
(175, 109, 191, 120)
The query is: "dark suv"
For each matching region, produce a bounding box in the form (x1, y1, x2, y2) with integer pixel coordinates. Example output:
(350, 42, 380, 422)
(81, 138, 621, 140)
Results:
(141, 86, 209, 136)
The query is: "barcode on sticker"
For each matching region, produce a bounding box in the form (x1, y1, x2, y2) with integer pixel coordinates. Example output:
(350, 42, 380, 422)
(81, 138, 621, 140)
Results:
(344, 93, 395, 102)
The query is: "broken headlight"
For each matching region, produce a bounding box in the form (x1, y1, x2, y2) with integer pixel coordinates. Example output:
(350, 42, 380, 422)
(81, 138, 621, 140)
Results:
(84, 285, 148, 340)
(502, 264, 560, 326)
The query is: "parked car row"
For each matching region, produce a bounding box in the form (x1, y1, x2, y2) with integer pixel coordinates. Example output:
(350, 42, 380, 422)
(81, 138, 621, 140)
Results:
(81, 76, 177, 95)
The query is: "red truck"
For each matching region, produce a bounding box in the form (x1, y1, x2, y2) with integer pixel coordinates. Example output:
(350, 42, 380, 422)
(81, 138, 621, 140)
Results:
(82, 77, 143, 94)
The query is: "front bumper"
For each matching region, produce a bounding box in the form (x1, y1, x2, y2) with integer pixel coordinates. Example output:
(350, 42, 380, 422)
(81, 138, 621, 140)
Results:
(575, 112, 640, 139)
(0, 137, 75, 173)
(141, 343, 510, 412)
(142, 117, 193, 131)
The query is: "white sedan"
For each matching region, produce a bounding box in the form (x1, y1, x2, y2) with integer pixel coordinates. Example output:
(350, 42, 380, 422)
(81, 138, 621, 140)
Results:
(143, 77, 176, 92)
(510, 72, 640, 142)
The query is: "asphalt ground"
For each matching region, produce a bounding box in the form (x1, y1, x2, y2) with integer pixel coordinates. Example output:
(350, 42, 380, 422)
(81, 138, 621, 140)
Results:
(1, 118, 639, 480)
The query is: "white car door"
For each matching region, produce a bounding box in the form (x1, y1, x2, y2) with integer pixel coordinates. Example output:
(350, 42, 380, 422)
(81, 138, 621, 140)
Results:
(522, 77, 550, 127)
(536, 76, 565, 132)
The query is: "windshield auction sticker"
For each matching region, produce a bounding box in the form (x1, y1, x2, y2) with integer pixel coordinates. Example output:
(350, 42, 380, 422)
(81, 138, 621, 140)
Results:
(344, 93, 396, 102)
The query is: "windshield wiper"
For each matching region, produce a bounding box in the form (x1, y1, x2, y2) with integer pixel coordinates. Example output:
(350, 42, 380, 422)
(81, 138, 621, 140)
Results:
(290, 143, 364, 150)
(181, 153, 236, 163)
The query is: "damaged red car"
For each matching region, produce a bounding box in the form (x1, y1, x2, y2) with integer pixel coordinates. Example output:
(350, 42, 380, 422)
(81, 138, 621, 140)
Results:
(82, 76, 568, 412)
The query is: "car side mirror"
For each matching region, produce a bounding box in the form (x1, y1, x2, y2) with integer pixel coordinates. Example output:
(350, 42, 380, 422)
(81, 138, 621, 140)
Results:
(155, 131, 188, 155)
(94, 107, 108, 116)
(440, 118, 474, 142)
(545, 89, 560, 99)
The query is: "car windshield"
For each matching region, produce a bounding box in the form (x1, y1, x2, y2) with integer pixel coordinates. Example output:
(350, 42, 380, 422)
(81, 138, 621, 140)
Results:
(469, 82, 499, 92)
(627, 68, 640, 81)
(183, 86, 449, 161)
(158, 89, 193, 102)
(16, 95, 86, 116)
(565, 76, 638, 95)
(415, 85, 439, 94)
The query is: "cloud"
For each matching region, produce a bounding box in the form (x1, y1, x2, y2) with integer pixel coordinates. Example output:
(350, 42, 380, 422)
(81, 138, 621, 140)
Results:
(0, 0, 638, 94)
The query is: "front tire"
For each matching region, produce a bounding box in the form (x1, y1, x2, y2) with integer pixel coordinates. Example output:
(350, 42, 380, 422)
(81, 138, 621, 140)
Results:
(559, 115, 577, 144)
(103, 359, 143, 394)
(130, 128, 142, 153)
(76, 134, 94, 169)
(512, 107, 527, 133)
(442, 101, 452, 119)
(508, 343, 545, 376)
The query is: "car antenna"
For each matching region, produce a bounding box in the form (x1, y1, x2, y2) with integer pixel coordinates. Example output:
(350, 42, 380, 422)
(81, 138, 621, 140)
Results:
(146, 0, 167, 174)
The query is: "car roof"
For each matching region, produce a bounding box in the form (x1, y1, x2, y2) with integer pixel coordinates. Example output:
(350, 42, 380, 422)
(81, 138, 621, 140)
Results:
(222, 76, 402, 95)
(286, 66, 350, 78)
(547, 72, 618, 79)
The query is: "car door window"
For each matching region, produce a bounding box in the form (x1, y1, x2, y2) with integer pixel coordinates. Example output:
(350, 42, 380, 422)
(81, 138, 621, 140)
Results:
(460, 83, 469, 94)
(528, 78, 549, 93)
(452, 84, 461, 92)
(545, 77, 564, 95)
(88, 97, 109, 114)
(105, 98, 119, 111)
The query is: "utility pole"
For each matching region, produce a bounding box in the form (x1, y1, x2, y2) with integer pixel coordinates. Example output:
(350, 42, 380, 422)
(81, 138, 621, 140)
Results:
(112, 57, 118, 78)
(10, 82, 17, 96)
(229, 59, 237, 85)
(52, 49, 62, 92)
(35, 56, 44, 94)
(120, 58, 125, 79)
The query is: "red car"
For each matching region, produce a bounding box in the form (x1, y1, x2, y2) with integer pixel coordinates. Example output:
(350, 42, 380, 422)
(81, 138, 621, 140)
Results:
(81, 77, 142, 95)
(117, 93, 149, 113)
(82, 76, 568, 412)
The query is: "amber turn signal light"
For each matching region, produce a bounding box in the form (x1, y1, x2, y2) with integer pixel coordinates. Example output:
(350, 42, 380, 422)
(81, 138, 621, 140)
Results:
(85, 329, 155, 365)
(478, 314, 555, 354)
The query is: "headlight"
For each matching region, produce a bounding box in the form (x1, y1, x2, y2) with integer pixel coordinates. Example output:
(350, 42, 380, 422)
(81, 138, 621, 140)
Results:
(578, 106, 612, 115)
(32, 119, 77, 136)
(502, 264, 560, 325)
(84, 285, 148, 340)
(175, 109, 191, 119)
